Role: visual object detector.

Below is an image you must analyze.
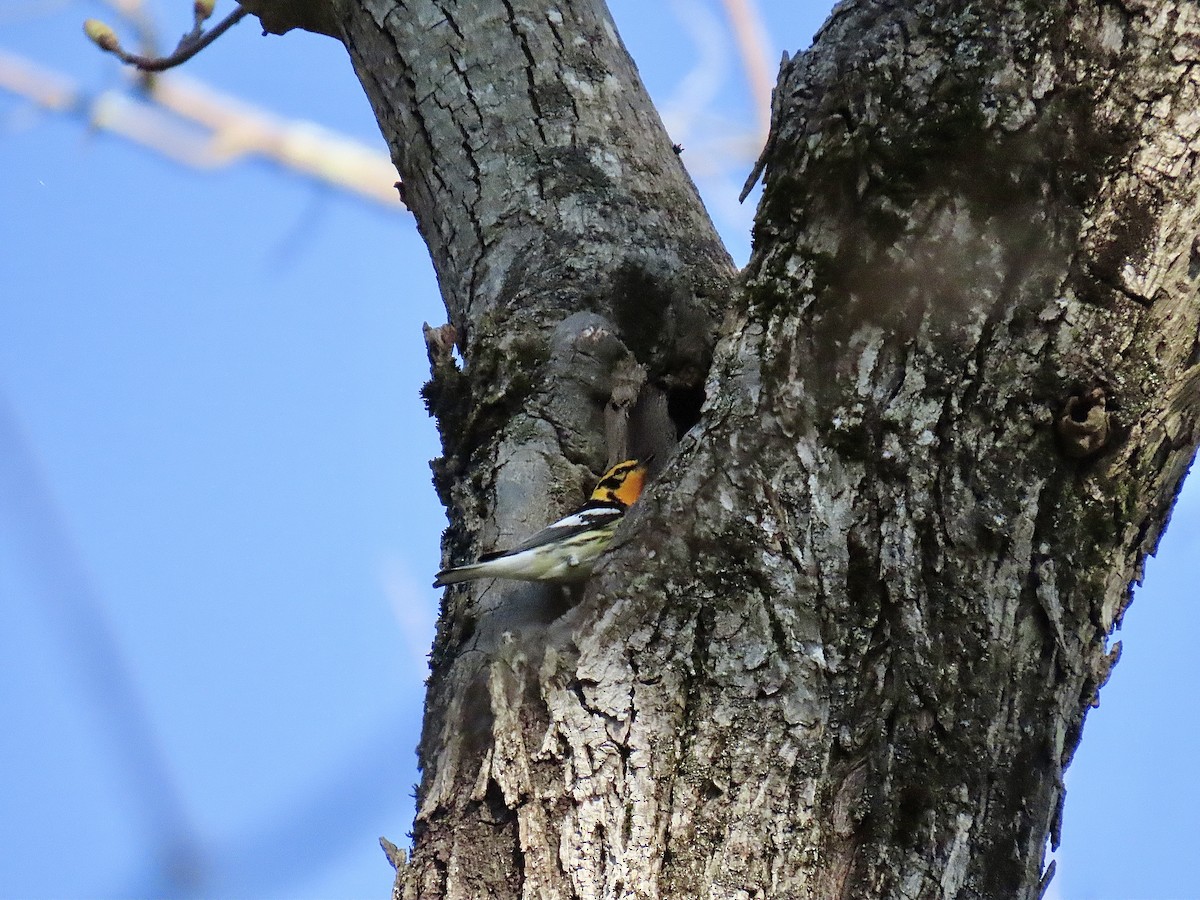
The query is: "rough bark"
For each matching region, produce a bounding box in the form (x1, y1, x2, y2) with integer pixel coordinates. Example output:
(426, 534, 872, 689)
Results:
(329, 0, 736, 894)
(621, 3, 1200, 896)
(248, 0, 1200, 896)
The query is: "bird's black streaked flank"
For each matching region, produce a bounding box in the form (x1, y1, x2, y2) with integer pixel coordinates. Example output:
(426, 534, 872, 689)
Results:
(433, 459, 649, 587)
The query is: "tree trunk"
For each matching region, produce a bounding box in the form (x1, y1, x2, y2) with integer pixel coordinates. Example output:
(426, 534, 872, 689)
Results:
(283, 0, 1200, 896)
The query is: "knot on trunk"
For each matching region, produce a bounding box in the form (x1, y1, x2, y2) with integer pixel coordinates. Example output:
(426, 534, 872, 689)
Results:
(1056, 388, 1112, 458)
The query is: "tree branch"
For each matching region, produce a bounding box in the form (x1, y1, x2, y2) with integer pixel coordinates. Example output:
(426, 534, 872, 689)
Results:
(84, 6, 248, 73)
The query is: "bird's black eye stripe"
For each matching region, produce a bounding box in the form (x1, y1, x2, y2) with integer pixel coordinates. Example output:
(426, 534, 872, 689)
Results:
(595, 461, 638, 491)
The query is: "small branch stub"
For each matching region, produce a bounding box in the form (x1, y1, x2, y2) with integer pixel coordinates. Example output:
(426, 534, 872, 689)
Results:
(423, 322, 459, 373)
(1088, 640, 1122, 708)
(739, 49, 791, 203)
(1056, 388, 1112, 458)
(1037, 860, 1057, 900)
(379, 836, 407, 871)
(420, 323, 469, 470)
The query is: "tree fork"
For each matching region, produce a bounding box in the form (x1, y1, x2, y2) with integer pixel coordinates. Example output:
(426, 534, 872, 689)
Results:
(230, 0, 1200, 896)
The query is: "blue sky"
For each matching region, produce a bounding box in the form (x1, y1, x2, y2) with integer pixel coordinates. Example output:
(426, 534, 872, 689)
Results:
(0, 2, 1195, 898)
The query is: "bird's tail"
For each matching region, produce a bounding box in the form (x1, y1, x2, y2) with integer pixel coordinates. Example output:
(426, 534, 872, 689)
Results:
(432, 563, 488, 587)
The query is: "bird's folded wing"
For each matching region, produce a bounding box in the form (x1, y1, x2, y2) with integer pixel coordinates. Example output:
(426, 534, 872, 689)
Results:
(477, 505, 624, 560)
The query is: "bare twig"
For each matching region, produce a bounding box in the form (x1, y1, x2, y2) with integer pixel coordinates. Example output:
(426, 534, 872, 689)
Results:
(86, 6, 248, 73)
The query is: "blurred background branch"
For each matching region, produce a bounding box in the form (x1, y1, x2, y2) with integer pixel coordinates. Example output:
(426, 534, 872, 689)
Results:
(0, 49, 407, 207)
(1, 0, 775, 212)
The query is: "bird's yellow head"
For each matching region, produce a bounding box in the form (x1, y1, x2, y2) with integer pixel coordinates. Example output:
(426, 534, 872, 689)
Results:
(588, 459, 649, 509)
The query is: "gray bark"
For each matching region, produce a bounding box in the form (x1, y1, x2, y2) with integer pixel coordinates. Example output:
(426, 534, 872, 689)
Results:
(255, 0, 1200, 896)
(628, 3, 1200, 896)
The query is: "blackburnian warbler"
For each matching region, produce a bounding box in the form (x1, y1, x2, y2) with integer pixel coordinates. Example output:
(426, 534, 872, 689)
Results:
(433, 459, 649, 587)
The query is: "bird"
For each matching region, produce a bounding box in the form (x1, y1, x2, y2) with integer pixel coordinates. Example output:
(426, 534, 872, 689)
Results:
(433, 458, 649, 587)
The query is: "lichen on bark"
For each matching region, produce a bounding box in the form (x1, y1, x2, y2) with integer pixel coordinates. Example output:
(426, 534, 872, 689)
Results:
(306, 0, 1200, 897)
